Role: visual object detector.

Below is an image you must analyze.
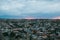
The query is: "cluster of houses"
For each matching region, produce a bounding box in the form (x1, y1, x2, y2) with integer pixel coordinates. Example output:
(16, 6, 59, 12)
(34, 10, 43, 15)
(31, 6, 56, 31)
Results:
(0, 19, 60, 40)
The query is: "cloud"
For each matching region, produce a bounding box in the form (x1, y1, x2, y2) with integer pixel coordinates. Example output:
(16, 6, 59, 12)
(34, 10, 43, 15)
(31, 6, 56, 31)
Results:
(23, 1, 60, 13)
(0, 0, 25, 15)
(0, 0, 60, 16)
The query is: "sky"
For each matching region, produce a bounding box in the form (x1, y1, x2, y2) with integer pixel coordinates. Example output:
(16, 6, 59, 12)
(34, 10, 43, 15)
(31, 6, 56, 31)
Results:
(0, 0, 60, 19)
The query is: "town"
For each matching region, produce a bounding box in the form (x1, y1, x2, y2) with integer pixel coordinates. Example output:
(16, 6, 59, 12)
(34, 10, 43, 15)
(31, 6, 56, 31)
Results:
(0, 19, 60, 40)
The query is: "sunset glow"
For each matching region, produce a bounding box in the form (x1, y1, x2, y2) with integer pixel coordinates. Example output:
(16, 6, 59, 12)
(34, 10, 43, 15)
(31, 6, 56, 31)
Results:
(53, 16, 60, 19)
